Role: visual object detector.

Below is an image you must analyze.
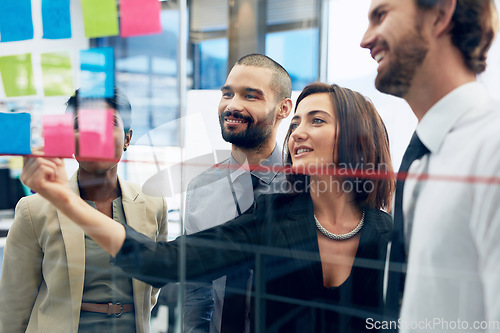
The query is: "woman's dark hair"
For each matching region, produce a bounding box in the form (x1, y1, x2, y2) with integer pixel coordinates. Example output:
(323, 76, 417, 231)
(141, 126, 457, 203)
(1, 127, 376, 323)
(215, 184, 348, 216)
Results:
(65, 87, 132, 132)
(283, 83, 394, 211)
(416, 0, 498, 74)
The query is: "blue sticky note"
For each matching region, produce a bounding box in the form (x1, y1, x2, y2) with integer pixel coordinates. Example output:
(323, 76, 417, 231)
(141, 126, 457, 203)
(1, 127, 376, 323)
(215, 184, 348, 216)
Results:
(42, 0, 71, 39)
(80, 48, 114, 98)
(0, 113, 31, 155)
(0, 0, 34, 42)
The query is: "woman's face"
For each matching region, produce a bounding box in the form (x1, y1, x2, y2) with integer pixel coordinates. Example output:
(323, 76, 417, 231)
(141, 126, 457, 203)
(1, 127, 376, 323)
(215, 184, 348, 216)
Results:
(288, 93, 337, 174)
(75, 101, 132, 174)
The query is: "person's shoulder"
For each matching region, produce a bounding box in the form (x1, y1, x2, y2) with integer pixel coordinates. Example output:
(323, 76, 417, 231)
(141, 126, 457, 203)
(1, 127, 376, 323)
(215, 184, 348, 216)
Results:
(186, 159, 232, 191)
(254, 192, 305, 213)
(11, 194, 57, 227)
(255, 191, 298, 202)
(478, 103, 500, 140)
(120, 179, 165, 205)
(458, 98, 500, 137)
(364, 208, 393, 239)
(461, 104, 500, 161)
(120, 178, 141, 192)
(18, 192, 54, 211)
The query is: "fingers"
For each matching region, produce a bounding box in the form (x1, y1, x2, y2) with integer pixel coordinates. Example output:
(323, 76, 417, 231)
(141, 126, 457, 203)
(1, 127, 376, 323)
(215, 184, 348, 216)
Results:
(30, 147, 44, 156)
(20, 156, 65, 192)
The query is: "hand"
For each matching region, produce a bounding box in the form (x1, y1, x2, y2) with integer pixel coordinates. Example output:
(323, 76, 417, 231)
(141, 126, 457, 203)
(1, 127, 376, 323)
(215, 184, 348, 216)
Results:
(21, 151, 126, 256)
(20, 150, 70, 202)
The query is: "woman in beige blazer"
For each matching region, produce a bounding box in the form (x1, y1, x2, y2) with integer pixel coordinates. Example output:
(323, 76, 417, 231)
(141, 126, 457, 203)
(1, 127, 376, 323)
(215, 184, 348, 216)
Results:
(0, 89, 167, 333)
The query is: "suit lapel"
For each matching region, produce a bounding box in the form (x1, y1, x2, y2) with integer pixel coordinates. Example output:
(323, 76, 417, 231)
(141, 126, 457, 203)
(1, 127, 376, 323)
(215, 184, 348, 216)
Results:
(120, 177, 148, 235)
(119, 178, 149, 325)
(58, 173, 85, 332)
(356, 209, 391, 258)
(280, 194, 324, 289)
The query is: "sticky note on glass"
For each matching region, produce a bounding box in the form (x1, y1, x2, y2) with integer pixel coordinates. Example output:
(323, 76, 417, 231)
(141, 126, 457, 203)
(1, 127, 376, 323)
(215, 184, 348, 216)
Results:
(80, 48, 114, 98)
(0, 113, 31, 155)
(120, 0, 162, 37)
(78, 109, 115, 159)
(0, 54, 36, 97)
(0, 0, 34, 42)
(42, 0, 71, 39)
(81, 0, 119, 38)
(42, 114, 75, 157)
(41, 52, 74, 97)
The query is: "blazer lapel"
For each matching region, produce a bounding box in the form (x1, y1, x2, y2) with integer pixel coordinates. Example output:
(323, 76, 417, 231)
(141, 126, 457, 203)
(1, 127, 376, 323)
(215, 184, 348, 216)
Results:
(356, 209, 392, 258)
(120, 178, 149, 235)
(280, 194, 324, 290)
(58, 173, 85, 332)
(119, 178, 150, 323)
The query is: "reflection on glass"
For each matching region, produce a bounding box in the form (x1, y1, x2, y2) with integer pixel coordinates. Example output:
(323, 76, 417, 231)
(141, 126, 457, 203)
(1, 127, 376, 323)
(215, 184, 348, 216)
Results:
(266, 28, 319, 90)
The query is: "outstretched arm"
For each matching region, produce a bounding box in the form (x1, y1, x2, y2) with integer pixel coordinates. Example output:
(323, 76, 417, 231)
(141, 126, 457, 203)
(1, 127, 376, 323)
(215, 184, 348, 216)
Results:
(21, 155, 126, 256)
(115, 214, 258, 288)
(21, 155, 260, 288)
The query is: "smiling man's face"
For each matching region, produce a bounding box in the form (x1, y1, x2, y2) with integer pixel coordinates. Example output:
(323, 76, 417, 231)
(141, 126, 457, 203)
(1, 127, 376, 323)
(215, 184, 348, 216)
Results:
(218, 65, 281, 150)
(360, 0, 430, 97)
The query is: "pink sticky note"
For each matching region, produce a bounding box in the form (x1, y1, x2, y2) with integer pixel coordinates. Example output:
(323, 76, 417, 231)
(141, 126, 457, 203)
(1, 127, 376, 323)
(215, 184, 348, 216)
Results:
(78, 109, 115, 159)
(119, 0, 161, 37)
(43, 114, 75, 157)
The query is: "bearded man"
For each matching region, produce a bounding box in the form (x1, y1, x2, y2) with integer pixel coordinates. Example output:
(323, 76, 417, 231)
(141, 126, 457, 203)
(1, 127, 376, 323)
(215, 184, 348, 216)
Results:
(183, 54, 292, 333)
(361, 0, 500, 331)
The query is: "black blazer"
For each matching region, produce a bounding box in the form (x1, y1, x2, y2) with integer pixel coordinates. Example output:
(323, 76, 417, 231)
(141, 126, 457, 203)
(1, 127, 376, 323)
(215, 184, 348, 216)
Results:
(115, 193, 392, 332)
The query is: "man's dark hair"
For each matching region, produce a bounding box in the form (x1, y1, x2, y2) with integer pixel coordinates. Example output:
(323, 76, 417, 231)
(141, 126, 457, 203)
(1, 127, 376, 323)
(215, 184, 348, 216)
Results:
(416, 0, 498, 74)
(236, 54, 292, 100)
(65, 87, 132, 131)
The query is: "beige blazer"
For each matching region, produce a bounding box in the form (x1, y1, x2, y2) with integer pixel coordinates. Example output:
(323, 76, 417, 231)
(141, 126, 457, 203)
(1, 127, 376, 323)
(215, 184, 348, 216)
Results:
(0, 173, 167, 333)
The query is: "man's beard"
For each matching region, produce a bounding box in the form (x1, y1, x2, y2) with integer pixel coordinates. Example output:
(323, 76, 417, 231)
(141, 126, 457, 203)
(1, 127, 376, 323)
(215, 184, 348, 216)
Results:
(219, 108, 276, 150)
(375, 27, 429, 98)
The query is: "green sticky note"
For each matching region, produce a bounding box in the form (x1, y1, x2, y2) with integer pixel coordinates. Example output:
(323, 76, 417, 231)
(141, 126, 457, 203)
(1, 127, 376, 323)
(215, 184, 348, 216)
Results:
(0, 54, 36, 97)
(41, 51, 74, 96)
(81, 0, 119, 38)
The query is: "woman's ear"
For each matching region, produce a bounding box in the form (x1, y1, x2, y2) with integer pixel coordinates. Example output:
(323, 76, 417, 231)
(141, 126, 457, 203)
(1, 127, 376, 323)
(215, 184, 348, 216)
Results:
(124, 129, 133, 149)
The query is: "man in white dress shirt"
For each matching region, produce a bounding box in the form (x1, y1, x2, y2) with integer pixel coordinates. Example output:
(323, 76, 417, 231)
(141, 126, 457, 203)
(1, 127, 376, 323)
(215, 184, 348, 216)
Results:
(183, 54, 293, 332)
(361, 0, 500, 332)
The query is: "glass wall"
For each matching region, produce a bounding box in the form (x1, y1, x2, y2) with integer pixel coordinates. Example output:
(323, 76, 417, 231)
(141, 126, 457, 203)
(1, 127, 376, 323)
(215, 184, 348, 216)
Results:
(93, 3, 182, 146)
(189, 0, 321, 90)
(1, 0, 500, 332)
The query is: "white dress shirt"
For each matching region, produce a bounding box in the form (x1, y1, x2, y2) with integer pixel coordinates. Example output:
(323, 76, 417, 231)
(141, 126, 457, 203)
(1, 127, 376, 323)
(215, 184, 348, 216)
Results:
(400, 82, 500, 332)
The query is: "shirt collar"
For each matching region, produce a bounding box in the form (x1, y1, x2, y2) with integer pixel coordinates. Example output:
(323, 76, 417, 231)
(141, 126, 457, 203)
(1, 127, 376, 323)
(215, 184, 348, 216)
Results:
(416, 82, 490, 154)
(228, 144, 283, 184)
(84, 197, 124, 223)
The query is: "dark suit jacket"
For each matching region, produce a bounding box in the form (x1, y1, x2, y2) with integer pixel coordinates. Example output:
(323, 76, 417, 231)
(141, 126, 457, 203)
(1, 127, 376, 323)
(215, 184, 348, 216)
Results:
(115, 192, 392, 332)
